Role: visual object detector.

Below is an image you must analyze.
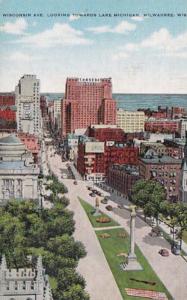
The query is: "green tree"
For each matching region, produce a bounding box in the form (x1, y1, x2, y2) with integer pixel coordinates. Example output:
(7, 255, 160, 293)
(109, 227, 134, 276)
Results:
(54, 284, 90, 300)
(56, 268, 86, 291)
(132, 179, 166, 224)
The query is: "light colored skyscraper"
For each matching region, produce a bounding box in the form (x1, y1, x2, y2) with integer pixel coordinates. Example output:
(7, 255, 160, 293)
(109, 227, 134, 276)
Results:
(15, 74, 41, 136)
(117, 109, 145, 133)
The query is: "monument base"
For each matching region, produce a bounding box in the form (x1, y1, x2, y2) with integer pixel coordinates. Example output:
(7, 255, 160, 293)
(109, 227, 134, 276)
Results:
(120, 254, 143, 271)
(93, 208, 101, 217)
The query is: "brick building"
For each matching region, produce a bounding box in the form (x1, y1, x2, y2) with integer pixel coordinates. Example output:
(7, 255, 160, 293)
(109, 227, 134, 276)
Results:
(139, 150, 182, 202)
(40, 95, 48, 118)
(86, 125, 126, 143)
(145, 119, 180, 134)
(61, 78, 116, 136)
(77, 137, 139, 182)
(0, 94, 15, 106)
(140, 141, 183, 159)
(18, 132, 40, 163)
(107, 164, 140, 197)
(0, 107, 16, 121)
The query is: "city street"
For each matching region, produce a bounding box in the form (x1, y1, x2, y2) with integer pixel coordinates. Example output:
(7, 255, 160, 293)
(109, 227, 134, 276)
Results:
(48, 147, 187, 300)
(48, 147, 123, 300)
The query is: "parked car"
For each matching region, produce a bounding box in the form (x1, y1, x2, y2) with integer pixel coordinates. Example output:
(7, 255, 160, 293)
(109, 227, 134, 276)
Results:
(89, 193, 96, 197)
(158, 248, 169, 257)
(171, 242, 181, 255)
(117, 204, 123, 209)
(101, 198, 108, 204)
(106, 205, 113, 211)
(149, 226, 162, 237)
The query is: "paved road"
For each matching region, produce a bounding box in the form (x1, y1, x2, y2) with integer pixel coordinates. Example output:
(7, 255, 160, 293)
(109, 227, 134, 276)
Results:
(48, 149, 187, 300)
(48, 152, 123, 300)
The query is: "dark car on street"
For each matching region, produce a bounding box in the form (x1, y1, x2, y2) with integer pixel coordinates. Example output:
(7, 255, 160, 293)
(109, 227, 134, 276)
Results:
(158, 248, 169, 257)
(106, 205, 113, 211)
(89, 193, 96, 197)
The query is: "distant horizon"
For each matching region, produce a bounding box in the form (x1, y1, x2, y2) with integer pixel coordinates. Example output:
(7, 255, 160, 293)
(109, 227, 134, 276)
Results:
(1, 91, 187, 95)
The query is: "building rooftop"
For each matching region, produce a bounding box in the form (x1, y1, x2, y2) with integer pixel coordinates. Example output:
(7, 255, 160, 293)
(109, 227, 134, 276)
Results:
(110, 164, 139, 176)
(0, 134, 22, 145)
(0, 160, 38, 170)
(140, 154, 182, 164)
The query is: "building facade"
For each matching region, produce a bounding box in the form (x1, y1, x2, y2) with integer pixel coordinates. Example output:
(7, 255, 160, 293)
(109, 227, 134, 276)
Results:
(77, 136, 139, 182)
(0, 255, 53, 300)
(86, 125, 126, 143)
(139, 150, 182, 202)
(18, 132, 40, 163)
(15, 75, 41, 136)
(181, 132, 187, 202)
(61, 78, 116, 136)
(107, 164, 140, 197)
(0, 135, 39, 204)
(53, 99, 62, 132)
(0, 94, 15, 106)
(117, 109, 145, 133)
(145, 119, 180, 134)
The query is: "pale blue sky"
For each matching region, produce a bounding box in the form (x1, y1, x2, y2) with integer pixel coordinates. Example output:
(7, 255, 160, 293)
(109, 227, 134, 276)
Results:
(0, 0, 187, 92)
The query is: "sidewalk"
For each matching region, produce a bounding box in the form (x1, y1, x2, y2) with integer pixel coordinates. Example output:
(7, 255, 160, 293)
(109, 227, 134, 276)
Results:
(69, 162, 83, 181)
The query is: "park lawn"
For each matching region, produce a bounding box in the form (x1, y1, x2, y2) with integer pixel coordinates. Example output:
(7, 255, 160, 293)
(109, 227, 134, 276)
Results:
(96, 228, 173, 300)
(79, 198, 119, 228)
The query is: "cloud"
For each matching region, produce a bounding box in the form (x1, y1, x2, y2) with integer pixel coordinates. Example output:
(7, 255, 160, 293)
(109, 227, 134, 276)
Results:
(8, 51, 40, 62)
(0, 19, 28, 35)
(15, 23, 92, 48)
(114, 28, 187, 59)
(131, 16, 144, 22)
(69, 15, 80, 21)
(112, 52, 129, 60)
(87, 21, 136, 34)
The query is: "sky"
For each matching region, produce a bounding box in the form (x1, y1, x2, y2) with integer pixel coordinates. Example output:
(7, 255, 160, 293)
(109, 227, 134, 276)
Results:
(0, 0, 187, 93)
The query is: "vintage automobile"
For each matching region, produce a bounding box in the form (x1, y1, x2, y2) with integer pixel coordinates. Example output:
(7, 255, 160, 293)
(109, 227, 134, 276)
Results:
(101, 198, 108, 204)
(106, 205, 113, 211)
(89, 193, 96, 197)
(171, 242, 181, 255)
(158, 248, 169, 257)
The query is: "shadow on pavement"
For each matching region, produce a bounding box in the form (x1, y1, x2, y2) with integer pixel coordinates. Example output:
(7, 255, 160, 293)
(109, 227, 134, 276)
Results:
(142, 234, 170, 249)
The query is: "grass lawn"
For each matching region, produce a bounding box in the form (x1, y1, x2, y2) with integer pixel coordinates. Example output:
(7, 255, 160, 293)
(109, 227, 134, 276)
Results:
(79, 198, 119, 228)
(96, 228, 173, 300)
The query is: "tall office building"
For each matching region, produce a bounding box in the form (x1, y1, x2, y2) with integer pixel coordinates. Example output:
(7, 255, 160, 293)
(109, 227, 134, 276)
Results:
(61, 77, 116, 136)
(54, 99, 62, 131)
(15, 75, 41, 136)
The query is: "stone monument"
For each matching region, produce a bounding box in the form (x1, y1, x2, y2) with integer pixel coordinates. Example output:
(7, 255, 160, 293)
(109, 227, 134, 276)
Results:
(121, 205, 143, 271)
(93, 197, 101, 216)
